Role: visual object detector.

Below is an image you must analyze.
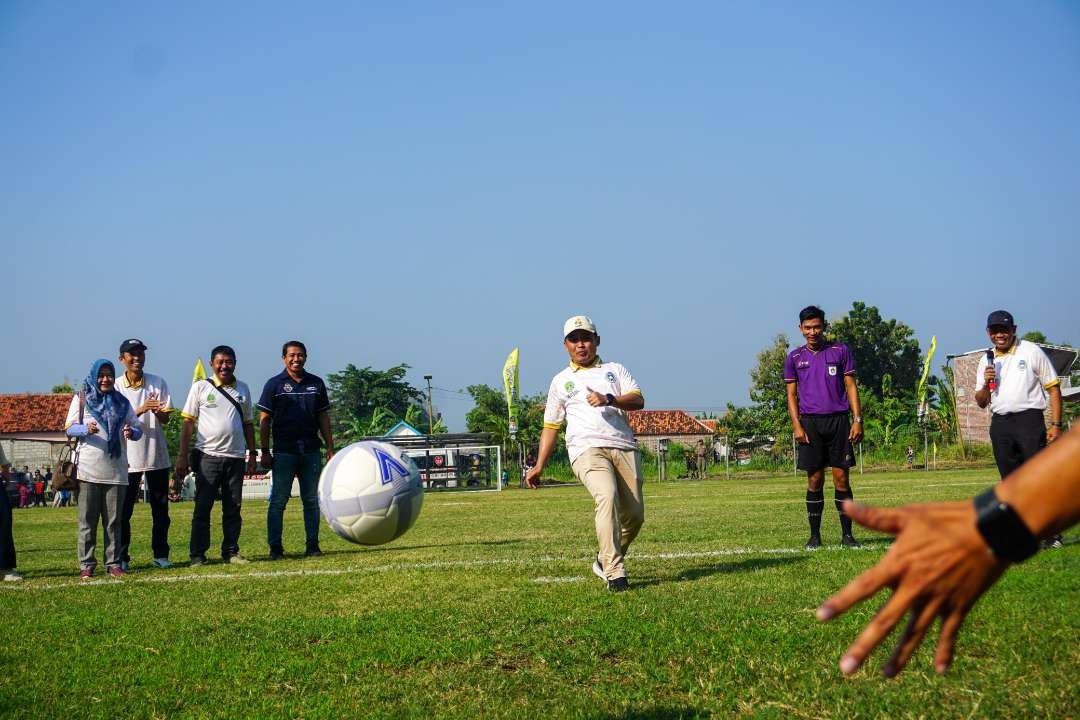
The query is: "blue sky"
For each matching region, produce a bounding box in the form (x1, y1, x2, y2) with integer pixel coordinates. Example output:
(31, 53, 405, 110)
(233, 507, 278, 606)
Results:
(3, 2, 1078, 430)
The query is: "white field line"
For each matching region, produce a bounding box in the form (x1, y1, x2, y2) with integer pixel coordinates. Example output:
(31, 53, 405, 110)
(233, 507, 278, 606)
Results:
(0, 545, 871, 594)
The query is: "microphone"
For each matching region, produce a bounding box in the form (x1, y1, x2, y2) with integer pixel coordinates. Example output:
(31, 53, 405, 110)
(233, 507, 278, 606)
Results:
(986, 349, 997, 393)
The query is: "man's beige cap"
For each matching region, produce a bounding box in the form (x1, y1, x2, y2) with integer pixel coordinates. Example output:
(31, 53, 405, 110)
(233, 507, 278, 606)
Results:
(563, 315, 597, 338)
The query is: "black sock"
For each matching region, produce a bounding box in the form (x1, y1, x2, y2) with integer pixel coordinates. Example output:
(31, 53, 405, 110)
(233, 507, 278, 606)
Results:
(835, 488, 854, 536)
(806, 490, 824, 537)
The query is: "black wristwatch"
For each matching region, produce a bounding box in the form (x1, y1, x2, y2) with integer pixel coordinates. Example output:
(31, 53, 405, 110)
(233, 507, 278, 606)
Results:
(973, 488, 1039, 563)
(605, 393, 616, 406)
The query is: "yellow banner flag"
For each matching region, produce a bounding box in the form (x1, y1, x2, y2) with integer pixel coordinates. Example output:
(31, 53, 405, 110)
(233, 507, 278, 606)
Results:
(192, 358, 208, 383)
(503, 348, 520, 435)
(916, 335, 937, 405)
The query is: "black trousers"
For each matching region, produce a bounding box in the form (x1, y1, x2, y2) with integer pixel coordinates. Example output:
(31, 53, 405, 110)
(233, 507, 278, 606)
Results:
(989, 409, 1047, 480)
(120, 468, 172, 561)
(189, 452, 245, 560)
(0, 482, 15, 570)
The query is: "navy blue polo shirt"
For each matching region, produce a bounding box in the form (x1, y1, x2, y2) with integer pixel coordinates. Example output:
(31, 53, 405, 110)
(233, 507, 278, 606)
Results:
(257, 371, 331, 454)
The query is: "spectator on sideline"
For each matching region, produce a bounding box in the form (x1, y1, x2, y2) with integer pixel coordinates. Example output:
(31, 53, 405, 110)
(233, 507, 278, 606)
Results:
(524, 315, 646, 592)
(175, 345, 257, 566)
(975, 310, 1064, 547)
(818, 429, 1079, 678)
(258, 340, 334, 560)
(0, 443, 22, 581)
(32, 471, 46, 507)
(66, 360, 143, 579)
(115, 338, 175, 570)
(784, 305, 864, 550)
(18, 478, 30, 509)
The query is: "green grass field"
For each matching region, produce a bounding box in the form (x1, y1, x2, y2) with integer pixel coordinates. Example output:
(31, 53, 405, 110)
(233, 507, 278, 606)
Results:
(2, 469, 1077, 719)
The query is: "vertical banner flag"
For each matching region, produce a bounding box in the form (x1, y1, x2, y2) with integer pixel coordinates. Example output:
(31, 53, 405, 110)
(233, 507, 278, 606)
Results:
(193, 358, 208, 383)
(916, 335, 937, 421)
(503, 348, 520, 436)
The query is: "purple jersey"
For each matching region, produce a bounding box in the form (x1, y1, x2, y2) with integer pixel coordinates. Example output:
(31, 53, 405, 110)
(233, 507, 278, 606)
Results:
(784, 341, 856, 414)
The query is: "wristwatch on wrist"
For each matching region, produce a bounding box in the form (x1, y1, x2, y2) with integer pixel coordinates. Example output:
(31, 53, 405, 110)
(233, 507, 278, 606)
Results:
(1051, 421, 1063, 428)
(973, 488, 1039, 563)
(605, 393, 616, 406)
(852, 416, 863, 424)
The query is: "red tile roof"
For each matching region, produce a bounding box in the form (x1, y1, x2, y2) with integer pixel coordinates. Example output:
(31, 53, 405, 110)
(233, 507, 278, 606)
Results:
(699, 419, 719, 432)
(0, 394, 71, 434)
(628, 410, 713, 436)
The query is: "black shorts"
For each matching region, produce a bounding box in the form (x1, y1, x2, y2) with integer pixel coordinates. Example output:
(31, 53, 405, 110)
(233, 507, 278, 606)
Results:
(797, 413, 854, 471)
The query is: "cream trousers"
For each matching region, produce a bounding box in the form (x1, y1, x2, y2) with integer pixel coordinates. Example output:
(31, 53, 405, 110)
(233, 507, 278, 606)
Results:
(571, 447, 645, 580)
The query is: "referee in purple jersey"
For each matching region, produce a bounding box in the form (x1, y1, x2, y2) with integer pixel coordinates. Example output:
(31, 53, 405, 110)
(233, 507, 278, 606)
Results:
(784, 306, 864, 550)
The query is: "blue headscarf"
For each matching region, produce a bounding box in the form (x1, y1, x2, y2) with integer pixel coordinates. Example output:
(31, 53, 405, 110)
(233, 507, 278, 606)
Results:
(82, 359, 132, 459)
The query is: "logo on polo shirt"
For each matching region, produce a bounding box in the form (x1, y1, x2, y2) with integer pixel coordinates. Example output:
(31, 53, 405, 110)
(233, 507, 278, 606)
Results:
(284, 383, 293, 392)
(606, 371, 616, 383)
(828, 366, 837, 376)
(1017, 360, 1026, 371)
(565, 381, 575, 393)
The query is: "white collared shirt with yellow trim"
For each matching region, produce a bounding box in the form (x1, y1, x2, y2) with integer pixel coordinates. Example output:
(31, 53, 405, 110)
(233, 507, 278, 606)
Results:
(543, 359, 641, 463)
(181, 377, 253, 459)
(975, 340, 1060, 415)
(116, 371, 172, 472)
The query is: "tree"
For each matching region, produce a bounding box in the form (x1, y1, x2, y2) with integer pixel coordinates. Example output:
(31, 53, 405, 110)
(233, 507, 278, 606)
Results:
(747, 334, 790, 437)
(326, 364, 425, 442)
(464, 384, 552, 467)
(1021, 330, 1048, 344)
(52, 382, 75, 394)
(830, 301, 921, 399)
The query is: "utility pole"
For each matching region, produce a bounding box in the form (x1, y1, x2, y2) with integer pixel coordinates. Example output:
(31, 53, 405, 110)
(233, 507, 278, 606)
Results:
(423, 375, 434, 435)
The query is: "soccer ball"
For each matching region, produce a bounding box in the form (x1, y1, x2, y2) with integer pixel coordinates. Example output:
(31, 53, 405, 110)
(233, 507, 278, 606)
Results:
(317, 441, 424, 546)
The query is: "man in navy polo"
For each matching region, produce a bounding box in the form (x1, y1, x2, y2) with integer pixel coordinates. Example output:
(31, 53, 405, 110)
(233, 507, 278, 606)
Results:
(784, 306, 864, 550)
(258, 341, 335, 559)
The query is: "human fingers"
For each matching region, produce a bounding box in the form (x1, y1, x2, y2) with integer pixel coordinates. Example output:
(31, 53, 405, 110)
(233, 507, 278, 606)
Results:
(882, 596, 945, 678)
(817, 561, 895, 621)
(932, 609, 968, 674)
(843, 501, 903, 535)
(837, 588, 919, 675)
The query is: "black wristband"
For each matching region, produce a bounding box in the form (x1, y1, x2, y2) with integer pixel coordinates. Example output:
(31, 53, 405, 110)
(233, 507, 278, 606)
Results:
(973, 488, 1039, 563)
(605, 393, 616, 406)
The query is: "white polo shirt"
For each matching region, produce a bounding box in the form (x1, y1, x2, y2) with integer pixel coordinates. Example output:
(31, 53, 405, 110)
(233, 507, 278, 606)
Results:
(116, 371, 172, 472)
(543, 358, 642, 463)
(181, 377, 253, 459)
(975, 340, 1060, 415)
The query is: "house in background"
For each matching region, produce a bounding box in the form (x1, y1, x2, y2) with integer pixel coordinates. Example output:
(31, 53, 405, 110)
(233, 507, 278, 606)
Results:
(628, 410, 713, 454)
(0, 394, 72, 471)
(950, 342, 1078, 445)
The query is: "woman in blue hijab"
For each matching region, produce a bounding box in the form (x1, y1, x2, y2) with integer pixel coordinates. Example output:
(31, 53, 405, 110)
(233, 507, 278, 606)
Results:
(66, 359, 143, 579)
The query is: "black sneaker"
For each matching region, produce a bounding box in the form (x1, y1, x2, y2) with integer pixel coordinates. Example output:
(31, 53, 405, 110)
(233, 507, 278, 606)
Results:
(268, 547, 285, 561)
(841, 534, 861, 548)
(305, 546, 323, 558)
(190, 556, 206, 567)
(607, 577, 629, 592)
(804, 535, 822, 551)
(1043, 535, 1063, 549)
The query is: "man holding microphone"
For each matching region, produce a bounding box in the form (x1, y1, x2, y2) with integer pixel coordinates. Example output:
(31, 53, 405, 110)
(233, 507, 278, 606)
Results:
(975, 310, 1063, 545)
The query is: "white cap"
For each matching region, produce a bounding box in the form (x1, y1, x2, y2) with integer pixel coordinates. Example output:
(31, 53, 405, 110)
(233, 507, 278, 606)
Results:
(563, 315, 597, 338)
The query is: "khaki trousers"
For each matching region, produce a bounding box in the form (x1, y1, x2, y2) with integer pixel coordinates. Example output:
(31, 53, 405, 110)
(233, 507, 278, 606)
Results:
(571, 447, 644, 580)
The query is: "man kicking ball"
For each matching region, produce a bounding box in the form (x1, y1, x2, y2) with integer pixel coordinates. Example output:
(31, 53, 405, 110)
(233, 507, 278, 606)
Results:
(784, 306, 864, 550)
(524, 315, 645, 591)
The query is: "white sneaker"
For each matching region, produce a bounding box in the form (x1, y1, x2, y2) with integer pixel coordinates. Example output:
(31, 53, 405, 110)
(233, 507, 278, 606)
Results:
(227, 554, 250, 565)
(591, 554, 605, 583)
(2, 570, 24, 582)
(152, 558, 173, 569)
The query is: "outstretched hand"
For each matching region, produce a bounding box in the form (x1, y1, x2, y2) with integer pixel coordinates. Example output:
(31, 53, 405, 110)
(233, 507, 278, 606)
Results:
(816, 500, 1006, 678)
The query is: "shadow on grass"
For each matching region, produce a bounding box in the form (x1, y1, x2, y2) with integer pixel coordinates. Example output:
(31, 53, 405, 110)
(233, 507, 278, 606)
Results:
(632, 555, 808, 588)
